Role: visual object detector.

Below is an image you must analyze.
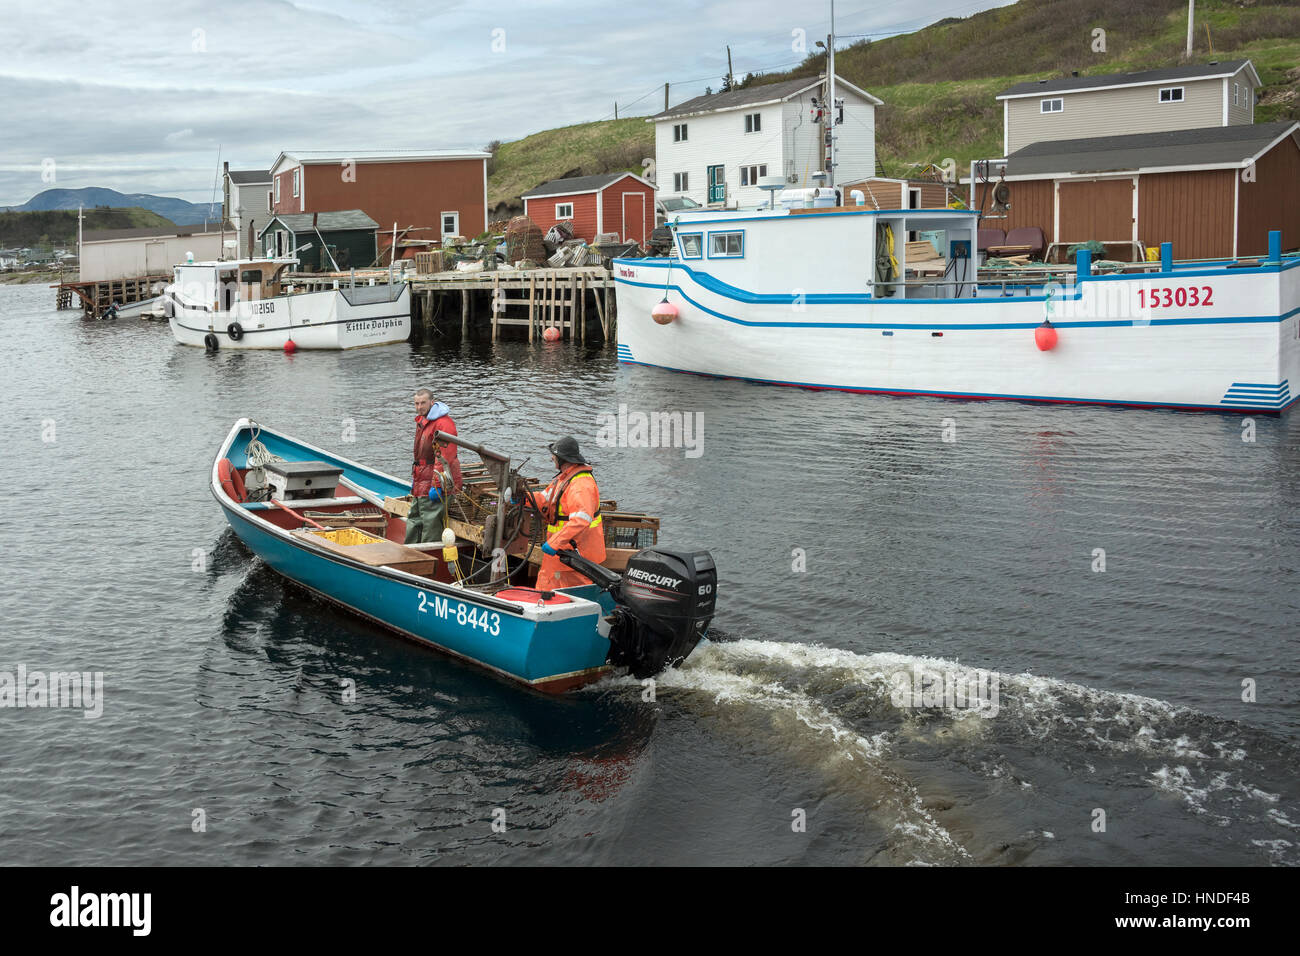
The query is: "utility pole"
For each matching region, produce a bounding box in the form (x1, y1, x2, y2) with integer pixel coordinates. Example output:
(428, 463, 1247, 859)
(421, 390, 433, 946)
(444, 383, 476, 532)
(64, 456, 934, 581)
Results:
(614, 102, 618, 119)
(727, 45, 734, 88)
(664, 82, 669, 111)
(1186, 0, 1195, 58)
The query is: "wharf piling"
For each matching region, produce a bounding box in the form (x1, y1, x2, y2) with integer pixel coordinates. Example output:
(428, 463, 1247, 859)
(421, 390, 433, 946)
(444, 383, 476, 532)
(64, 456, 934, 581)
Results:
(408, 266, 617, 344)
(54, 274, 170, 315)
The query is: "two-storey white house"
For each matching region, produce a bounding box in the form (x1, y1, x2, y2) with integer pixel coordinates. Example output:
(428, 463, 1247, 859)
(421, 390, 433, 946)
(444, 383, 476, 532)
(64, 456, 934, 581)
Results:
(997, 59, 1262, 156)
(222, 164, 273, 258)
(649, 73, 882, 208)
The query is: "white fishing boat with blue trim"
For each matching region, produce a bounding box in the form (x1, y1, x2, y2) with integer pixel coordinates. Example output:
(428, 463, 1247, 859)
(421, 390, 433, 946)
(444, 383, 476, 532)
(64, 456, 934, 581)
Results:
(211, 419, 716, 693)
(614, 203, 1298, 413)
(166, 257, 410, 350)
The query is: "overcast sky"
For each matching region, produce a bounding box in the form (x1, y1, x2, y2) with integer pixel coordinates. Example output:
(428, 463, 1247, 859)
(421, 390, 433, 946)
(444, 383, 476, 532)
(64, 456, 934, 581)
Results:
(0, 0, 1016, 205)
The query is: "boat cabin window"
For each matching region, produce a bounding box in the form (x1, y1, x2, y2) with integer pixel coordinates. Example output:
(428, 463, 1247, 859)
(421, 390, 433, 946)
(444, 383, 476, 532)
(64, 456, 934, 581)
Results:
(707, 231, 743, 258)
(241, 269, 262, 284)
(219, 271, 238, 311)
(679, 233, 703, 259)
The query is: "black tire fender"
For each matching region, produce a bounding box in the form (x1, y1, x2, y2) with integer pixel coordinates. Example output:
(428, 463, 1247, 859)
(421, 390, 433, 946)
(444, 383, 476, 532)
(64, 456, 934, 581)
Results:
(227, 321, 244, 341)
(204, 333, 219, 351)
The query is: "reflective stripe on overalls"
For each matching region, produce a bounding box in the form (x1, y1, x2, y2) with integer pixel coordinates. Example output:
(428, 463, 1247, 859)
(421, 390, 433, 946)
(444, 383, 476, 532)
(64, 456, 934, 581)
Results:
(546, 471, 603, 535)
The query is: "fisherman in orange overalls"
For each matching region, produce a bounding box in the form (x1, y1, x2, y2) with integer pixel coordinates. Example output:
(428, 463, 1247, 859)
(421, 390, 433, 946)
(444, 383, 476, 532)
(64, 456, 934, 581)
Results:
(531, 437, 606, 589)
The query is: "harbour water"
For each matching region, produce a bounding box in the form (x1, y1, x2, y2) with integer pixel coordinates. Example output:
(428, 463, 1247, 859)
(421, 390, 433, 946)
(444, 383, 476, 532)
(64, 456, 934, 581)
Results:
(0, 281, 1296, 865)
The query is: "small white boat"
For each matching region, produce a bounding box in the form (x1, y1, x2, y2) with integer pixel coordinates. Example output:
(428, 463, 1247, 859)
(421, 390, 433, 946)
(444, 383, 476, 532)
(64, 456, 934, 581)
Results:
(165, 257, 411, 350)
(614, 205, 1299, 413)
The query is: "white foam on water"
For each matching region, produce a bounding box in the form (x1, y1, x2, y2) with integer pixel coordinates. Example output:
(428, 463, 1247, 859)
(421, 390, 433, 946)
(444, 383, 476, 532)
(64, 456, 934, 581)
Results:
(648, 643, 972, 863)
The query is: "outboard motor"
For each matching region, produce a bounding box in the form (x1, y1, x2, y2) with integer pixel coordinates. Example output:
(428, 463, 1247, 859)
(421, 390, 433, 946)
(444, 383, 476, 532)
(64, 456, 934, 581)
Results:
(557, 546, 717, 678)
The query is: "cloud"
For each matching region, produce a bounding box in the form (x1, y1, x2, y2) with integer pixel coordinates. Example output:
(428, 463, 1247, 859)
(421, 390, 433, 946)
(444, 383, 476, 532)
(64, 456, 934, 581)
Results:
(0, 0, 1015, 204)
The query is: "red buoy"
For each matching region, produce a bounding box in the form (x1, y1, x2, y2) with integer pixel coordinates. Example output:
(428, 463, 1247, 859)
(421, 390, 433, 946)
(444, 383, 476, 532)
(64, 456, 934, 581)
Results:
(1034, 319, 1058, 351)
(542, 326, 561, 342)
(283, 338, 297, 354)
(652, 299, 678, 325)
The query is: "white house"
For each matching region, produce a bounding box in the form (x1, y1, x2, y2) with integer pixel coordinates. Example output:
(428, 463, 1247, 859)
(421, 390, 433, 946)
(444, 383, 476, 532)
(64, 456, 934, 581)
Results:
(649, 73, 882, 208)
(222, 164, 273, 258)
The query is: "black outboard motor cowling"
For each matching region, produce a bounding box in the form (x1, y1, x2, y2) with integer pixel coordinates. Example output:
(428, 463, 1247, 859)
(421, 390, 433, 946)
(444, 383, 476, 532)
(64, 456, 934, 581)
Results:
(557, 546, 717, 678)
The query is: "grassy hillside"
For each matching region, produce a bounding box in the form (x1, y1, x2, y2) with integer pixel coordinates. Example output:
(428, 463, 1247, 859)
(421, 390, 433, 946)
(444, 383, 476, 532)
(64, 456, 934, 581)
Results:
(487, 0, 1300, 203)
(813, 0, 1300, 172)
(487, 118, 654, 214)
(0, 207, 175, 249)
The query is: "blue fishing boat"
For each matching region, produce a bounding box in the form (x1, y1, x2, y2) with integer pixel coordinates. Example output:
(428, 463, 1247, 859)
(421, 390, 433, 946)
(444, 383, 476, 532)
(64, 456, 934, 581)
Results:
(211, 418, 716, 692)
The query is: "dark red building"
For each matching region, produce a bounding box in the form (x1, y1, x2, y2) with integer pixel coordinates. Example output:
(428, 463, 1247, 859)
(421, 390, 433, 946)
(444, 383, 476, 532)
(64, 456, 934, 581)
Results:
(522, 172, 657, 246)
(269, 149, 490, 255)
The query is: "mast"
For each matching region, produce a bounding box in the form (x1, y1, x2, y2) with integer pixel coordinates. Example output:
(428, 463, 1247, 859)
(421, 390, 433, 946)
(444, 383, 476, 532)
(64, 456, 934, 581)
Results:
(828, 0, 836, 187)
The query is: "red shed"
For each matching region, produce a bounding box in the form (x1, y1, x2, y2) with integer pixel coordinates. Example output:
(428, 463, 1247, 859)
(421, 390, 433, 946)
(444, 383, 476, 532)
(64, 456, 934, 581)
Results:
(522, 172, 657, 246)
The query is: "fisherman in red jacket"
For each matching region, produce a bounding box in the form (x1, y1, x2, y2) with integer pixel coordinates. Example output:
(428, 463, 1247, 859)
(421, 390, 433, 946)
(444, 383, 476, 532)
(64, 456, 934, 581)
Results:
(406, 388, 463, 544)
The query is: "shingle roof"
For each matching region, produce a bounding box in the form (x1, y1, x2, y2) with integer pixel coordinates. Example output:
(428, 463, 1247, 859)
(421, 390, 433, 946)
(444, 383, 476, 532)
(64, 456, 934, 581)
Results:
(1005, 121, 1299, 176)
(257, 210, 378, 237)
(649, 73, 880, 120)
(998, 59, 1253, 98)
(521, 172, 639, 199)
(227, 169, 271, 184)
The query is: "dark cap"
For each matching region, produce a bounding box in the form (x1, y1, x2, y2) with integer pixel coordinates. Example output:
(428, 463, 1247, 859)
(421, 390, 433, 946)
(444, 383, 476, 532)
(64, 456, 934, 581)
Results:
(548, 436, 591, 466)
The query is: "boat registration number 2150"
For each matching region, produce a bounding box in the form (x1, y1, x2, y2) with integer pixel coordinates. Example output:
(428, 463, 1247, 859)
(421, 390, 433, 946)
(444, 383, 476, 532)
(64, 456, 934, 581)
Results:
(417, 590, 501, 635)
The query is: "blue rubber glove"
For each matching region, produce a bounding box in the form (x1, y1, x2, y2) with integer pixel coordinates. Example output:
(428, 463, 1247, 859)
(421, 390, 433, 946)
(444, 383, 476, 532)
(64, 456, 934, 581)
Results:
(541, 542, 557, 556)
(427, 486, 443, 502)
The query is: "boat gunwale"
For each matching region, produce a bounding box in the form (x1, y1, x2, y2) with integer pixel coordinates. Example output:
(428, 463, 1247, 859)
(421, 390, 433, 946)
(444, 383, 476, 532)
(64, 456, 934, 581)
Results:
(211, 418, 597, 619)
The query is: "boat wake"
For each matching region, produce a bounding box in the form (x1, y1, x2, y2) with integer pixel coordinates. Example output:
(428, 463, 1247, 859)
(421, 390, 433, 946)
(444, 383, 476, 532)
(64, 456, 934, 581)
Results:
(595, 638, 1299, 865)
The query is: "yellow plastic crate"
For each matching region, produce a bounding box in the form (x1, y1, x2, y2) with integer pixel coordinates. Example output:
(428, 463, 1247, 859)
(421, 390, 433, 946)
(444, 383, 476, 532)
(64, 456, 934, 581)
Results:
(307, 527, 387, 547)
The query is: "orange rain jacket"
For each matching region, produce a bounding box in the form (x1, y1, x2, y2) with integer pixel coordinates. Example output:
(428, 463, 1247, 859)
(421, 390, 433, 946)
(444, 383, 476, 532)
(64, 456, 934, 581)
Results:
(530, 463, 607, 589)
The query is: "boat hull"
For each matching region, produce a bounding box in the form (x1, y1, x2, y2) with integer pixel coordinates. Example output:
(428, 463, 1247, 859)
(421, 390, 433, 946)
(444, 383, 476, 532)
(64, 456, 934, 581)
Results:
(613, 256, 1299, 413)
(171, 285, 411, 350)
(213, 420, 613, 693)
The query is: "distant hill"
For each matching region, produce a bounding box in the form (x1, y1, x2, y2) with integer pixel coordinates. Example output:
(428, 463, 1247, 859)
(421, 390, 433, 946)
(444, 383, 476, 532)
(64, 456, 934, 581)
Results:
(484, 0, 1300, 202)
(0, 207, 176, 249)
(3, 187, 218, 225)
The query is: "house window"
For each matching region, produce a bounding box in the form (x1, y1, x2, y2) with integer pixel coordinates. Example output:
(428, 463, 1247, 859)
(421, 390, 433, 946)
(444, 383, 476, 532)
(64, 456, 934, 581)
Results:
(673, 123, 688, 142)
(707, 231, 743, 258)
(1040, 98, 1063, 113)
(555, 202, 574, 220)
(292, 168, 300, 197)
(745, 113, 761, 133)
(441, 212, 459, 237)
(274, 177, 281, 203)
(739, 164, 768, 187)
(673, 172, 689, 192)
(1233, 82, 1240, 106)
(679, 233, 703, 259)
(1159, 87, 1184, 103)
(266, 190, 272, 209)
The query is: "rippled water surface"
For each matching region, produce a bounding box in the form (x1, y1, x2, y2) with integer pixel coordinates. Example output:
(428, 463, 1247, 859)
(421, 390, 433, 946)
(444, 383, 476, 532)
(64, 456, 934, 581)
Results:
(0, 282, 1296, 865)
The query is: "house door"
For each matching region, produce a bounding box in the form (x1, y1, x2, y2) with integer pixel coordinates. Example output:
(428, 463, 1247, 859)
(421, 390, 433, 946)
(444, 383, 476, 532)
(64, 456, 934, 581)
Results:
(707, 165, 726, 204)
(145, 241, 166, 274)
(1057, 178, 1135, 244)
(622, 192, 646, 246)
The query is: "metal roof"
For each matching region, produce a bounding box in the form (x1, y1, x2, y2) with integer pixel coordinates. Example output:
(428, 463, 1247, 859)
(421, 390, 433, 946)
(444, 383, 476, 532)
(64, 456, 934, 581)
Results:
(82, 222, 232, 243)
(998, 59, 1257, 99)
(649, 73, 882, 121)
(272, 149, 490, 174)
(227, 169, 271, 184)
(521, 172, 652, 199)
(257, 210, 378, 237)
(1005, 121, 1300, 177)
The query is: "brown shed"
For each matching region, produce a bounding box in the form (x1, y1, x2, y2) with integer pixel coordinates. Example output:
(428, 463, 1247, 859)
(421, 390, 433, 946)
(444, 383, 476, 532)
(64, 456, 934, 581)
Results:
(966, 121, 1300, 259)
